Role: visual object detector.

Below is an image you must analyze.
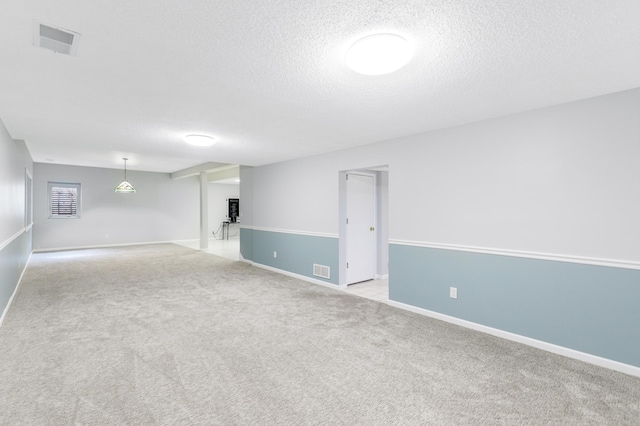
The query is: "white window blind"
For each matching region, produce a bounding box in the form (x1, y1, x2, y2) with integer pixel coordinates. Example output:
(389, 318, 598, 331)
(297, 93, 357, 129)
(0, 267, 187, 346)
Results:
(48, 182, 81, 218)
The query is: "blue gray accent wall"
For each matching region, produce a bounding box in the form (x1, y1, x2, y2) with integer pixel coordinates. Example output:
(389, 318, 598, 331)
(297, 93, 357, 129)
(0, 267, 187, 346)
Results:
(240, 228, 253, 262)
(0, 230, 32, 316)
(248, 229, 339, 285)
(389, 244, 640, 368)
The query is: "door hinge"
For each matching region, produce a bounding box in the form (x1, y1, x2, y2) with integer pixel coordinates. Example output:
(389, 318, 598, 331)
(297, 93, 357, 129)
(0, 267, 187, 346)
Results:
(346, 262, 349, 268)
(346, 218, 349, 224)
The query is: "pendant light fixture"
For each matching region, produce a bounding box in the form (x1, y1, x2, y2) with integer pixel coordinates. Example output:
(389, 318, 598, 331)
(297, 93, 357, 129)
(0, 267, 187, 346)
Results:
(115, 158, 136, 193)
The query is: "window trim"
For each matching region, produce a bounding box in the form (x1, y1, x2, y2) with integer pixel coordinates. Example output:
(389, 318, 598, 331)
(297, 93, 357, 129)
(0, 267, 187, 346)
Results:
(48, 182, 81, 219)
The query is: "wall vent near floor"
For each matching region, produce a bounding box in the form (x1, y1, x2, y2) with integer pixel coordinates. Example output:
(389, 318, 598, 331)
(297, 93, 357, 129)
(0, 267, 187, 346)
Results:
(313, 264, 330, 279)
(34, 22, 80, 56)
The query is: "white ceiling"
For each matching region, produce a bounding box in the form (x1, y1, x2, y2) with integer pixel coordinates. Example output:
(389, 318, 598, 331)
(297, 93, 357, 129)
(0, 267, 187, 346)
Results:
(1, 1, 639, 173)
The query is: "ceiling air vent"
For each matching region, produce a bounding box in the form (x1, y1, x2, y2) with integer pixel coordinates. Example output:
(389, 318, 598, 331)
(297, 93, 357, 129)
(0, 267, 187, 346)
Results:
(34, 22, 80, 56)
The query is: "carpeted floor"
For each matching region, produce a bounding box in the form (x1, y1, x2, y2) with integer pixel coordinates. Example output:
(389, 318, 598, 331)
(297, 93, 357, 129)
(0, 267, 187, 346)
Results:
(0, 243, 638, 424)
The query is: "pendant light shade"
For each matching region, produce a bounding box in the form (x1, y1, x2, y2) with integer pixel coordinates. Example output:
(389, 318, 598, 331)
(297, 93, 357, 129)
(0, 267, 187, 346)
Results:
(115, 158, 136, 193)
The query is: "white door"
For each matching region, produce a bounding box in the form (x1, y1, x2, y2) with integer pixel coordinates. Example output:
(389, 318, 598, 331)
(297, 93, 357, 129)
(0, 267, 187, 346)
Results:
(346, 173, 375, 284)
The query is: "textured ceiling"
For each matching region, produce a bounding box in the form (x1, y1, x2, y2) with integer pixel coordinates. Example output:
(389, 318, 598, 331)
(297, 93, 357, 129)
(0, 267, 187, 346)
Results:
(1, 1, 639, 173)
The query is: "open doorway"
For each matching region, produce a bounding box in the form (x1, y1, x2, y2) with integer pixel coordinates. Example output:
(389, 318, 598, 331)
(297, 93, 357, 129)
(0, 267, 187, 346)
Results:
(206, 182, 240, 260)
(170, 163, 241, 260)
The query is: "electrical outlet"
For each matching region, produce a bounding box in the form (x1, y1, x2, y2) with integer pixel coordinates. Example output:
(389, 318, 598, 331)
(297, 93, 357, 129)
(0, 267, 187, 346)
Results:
(273, 251, 277, 258)
(450, 287, 458, 299)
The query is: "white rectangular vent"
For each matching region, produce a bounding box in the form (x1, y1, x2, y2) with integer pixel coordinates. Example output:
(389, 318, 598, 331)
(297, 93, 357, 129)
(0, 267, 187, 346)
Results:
(313, 264, 330, 279)
(34, 22, 80, 56)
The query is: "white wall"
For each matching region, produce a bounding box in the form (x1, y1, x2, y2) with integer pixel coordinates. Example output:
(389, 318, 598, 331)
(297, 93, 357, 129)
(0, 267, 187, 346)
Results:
(251, 157, 392, 235)
(239, 166, 254, 225)
(0, 122, 29, 244)
(208, 183, 239, 236)
(248, 88, 640, 263)
(389, 89, 640, 261)
(376, 170, 389, 275)
(33, 163, 200, 250)
(0, 119, 33, 319)
(252, 159, 339, 234)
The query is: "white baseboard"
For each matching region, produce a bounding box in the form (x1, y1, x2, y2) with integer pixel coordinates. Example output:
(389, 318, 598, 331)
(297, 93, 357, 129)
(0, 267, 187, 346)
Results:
(32, 240, 181, 253)
(387, 300, 640, 379)
(248, 261, 345, 290)
(375, 274, 389, 280)
(0, 252, 32, 328)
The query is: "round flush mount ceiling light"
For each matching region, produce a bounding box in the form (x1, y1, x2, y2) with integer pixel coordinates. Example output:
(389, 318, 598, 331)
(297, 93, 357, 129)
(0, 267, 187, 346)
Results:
(346, 33, 413, 75)
(184, 134, 215, 147)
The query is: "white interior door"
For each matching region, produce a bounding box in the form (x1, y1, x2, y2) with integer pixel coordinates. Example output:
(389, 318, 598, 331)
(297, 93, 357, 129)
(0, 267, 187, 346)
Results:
(346, 173, 375, 285)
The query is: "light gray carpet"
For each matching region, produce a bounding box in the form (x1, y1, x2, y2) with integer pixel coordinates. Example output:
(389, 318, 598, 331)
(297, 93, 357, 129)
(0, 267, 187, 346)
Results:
(0, 244, 638, 425)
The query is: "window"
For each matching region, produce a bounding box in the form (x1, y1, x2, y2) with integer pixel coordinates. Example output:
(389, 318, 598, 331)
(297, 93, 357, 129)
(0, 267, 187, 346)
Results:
(48, 182, 81, 218)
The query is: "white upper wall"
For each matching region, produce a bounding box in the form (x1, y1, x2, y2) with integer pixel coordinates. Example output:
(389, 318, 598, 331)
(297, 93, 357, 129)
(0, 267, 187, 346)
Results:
(0, 118, 32, 245)
(247, 88, 640, 262)
(33, 163, 200, 250)
(239, 166, 254, 226)
(252, 159, 339, 234)
(249, 140, 393, 234)
(390, 88, 640, 261)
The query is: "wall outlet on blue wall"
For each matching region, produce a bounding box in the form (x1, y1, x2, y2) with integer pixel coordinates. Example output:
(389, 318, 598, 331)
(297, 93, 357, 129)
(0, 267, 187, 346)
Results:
(450, 287, 458, 299)
(273, 251, 277, 258)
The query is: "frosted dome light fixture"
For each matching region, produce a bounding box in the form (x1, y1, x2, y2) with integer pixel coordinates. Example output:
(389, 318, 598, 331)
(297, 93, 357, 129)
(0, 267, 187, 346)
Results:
(184, 134, 215, 147)
(346, 33, 413, 75)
